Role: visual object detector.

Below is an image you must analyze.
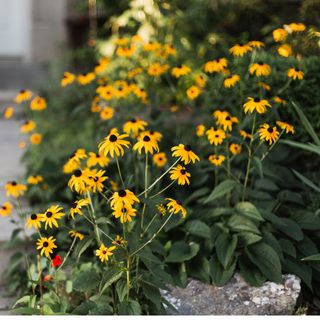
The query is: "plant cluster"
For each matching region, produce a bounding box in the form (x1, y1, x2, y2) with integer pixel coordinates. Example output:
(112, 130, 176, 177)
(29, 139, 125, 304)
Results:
(1, 21, 320, 314)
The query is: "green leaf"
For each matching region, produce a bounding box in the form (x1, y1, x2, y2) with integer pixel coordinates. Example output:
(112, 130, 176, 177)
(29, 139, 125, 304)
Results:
(253, 156, 264, 178)
(11, 307, 41, 315)
(72, 301, 96, 315)
(142, 283, 161, 308)
(166, 242, 199, 263)
(255, 178, 279, 191)
(239, 256, 266, 287)
(187, 257, 210, 283)
(118, 300, 142, 315)
(185, 220, 211, 239)
(73, 269, 100, 292)
(291, 100, 320, 146)
(185, 187, 210, 205)
(292, 169, 320, 193)
(138, 247, 162, 264)
(245, 242, 282, 283)
(202, 179, 236, 204)
(12, 295, 31, 308)
(215, 233, 238, 269)
(280, 140, 320, 156)
(279, 239, 296, 258)
(74, 237, 93, 260)
(209, 256, 236, 286)
(116, 279, 127, 302)
(99, 268, 124, 296)
(227, 215, 261, 234)
(277, 190, 304, 205)
(302, 254, 320, 261)
(235, 202, 264, 222)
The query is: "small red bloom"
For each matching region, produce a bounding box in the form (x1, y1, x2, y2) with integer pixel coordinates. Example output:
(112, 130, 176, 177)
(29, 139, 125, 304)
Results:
(51, 254, 62, 267)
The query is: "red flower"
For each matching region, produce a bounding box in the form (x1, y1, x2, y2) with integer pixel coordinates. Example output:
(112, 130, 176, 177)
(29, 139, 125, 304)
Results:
(51, 254, 62, 267)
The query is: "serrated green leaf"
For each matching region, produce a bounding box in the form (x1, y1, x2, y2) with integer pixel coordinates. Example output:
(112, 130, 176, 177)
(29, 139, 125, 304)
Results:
(235, 202, 264, 222)
(202, 179, 236, 204)
(215, 233, 238, 269)
(166, 242, 199, 263)
(185, 220, 211, 239)
(227, 214, 261, 234)
(209, 256, 236, 286)
(99, 269, 124, 296)
(119, 300, 141, 315)
(73, 269, 100, 292)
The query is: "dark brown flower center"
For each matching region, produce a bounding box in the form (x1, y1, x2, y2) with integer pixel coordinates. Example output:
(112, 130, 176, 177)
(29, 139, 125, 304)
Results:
(43, 241, 49, 247)
(11, 181, 17, 186)
(225, 116, 231, 121)
(254, 97, 261, 102)
(180, 169, 186, 175)
(119, 190, 127, 197)
(158, 157, 163, 161)
(46, 211, 53, 218)
(109, 134, 117, 142)
(267, 127, 274, 133)
(143, 135, 151, 142)
(74, 170, 82, 177)
(2, 206, 7, 210)
(176, 200, 183, 205)
(20, 89, 26, 93)
(102, 250, 107, 254)
(294, 68, 300, 72)
(184, 145, 191, 151)
(258, 61, 263, 65)
(72, 202, 77, 208)
(131, 118, 137, 123)
(24, 121, 29, 125)
(31, 214, 37, 220)
(215, 134, 220, 138)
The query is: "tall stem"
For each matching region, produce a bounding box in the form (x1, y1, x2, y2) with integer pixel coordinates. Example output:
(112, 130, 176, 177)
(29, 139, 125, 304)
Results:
(115, 156, 125, 189)
(150, 181, 175, 199)
(140, 155, 149, 230)
(56, 237, 77, 271)
(126, 256, 131, 301)
(87, 191, 101, 243)
(242, 113, 256, 201)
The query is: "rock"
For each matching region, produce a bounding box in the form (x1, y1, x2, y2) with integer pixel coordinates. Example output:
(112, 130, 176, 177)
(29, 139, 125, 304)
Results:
(162, 274, 300, 315)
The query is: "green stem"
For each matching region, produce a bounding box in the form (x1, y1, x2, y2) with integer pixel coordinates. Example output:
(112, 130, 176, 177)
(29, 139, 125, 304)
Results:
(130, 213, 173, 257)
(115, 156, 125, 189)
(87, 191, 101, 243)
(140, 154, 149, 230)
(242, 113, 257, 201)
(137, 158, 180, 198)
(150, 181, 175, 199)
(126, 256, 131, 300)
(56, 237, 77, 271)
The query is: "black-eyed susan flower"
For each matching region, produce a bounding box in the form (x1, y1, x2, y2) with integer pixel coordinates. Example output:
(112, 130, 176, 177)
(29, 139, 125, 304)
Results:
(123, 118, 148, 136)
(77, 72, 95, 85)
(203, 58, 228, 73)
(258, 123, 280, 145)
(133, 132, 159, 155)
(229, 44, 252, 57)
(5, 181, 27, 198)
(229, 143, 242, 155)
(287, 68, 304, 80)
(148, 63, 169, 76)
(171, 65, 191, 78)
(249, 62, 271, 77)
(69, 198, 90, 219)
(27, 175, 43, 185)
(69, 230, 84, 240)
(114, 36, 129, 46)
(14, 89, 32, 104)
(273, 96, 287, 105)
(171, 144, 200, 164)
(240, 130, 252, 139)
(273, 28, 287, 42)
(100, 107, 114, 120)
(276, 121, 295, 134)
(128, 67, 143, 79)
(68, 169, 91, 194)
(170, 165, 191, 185)
(112, 235, 127, 246)
(196, 124, 206, 137)
(166, 198, 186, 218)
(145, 130, 163, 142)
(87, 152, 109, 168)
(97, 84, 114, 100)
(186, 86, 201, 100)
(30, 96, 47, 111)
(243, 97, 271, 114)
(96, 244, 116, 262)
(37, 236, 57, 258)
(20, 120, 36, 133)
(40, 205, 65, 229)
(213, 110, 238, 131)
(30, 133, 42, 145)
(278, 44, 292, 57)
(288, 22, 306, 32)
(110, 189, 140, 211)
(143, 41, 161, 52)
(224, 74, 240, 88)
(163, 43, 176, 56)
(208, 154, 226, 166)
(4, 107, 14, 119)
(258, 82, 271, 91)
(248, 41, 265, 48)
(153, 152, 168, 168)
(195, 74, 206, 87)
(91, 97, 102, 113)
(61, 72, 76, 87)
(88, 169, 108, 193)
(98, 132, 130, 158)
(206, 127, 226, 146)
(116, 45, 136, 58)
(113, 203, 138, 223)
(26, 213, 42, 229)
(63, 150, 86, 174)
(0, 202, 13, 216)
(94, 57, 110, 74)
